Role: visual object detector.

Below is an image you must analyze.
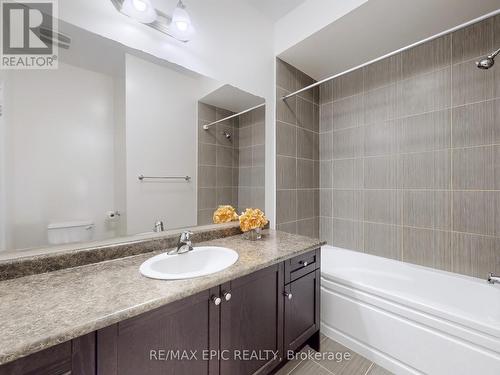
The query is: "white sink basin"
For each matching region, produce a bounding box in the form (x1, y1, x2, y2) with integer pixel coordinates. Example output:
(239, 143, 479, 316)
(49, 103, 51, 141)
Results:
(140, 246, 239, 280)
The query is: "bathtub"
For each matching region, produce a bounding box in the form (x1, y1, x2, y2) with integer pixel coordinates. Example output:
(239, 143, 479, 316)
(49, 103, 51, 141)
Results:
(320, 246, 500, 375)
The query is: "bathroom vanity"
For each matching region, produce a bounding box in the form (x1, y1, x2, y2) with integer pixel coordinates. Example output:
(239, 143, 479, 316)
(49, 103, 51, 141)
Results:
(0, 230, 323, 375)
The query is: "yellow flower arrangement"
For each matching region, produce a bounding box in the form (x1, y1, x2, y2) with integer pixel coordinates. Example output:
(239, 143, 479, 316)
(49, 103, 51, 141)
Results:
(239, 208, 268, 232)
(213, 205, 239, 224)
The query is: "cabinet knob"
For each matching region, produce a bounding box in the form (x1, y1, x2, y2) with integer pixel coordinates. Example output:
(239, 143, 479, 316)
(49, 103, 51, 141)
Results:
(211, 296, 222, 306)
(223, 291, 232, 301)
(284, 292, 293, 300)
(301, 261, 308, 267)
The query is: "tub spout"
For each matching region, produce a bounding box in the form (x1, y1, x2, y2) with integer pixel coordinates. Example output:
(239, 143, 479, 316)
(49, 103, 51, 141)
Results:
(487, 273, 500, 284)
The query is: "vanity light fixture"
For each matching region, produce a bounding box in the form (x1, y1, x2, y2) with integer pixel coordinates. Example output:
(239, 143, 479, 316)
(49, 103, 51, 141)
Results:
(120, 0, 157, 24)
(110, 0, 194, 42)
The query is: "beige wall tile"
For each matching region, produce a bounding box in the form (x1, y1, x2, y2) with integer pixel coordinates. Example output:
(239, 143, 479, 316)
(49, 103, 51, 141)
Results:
(453, 191, 498, 236)
(198, 188, 216, 210)
(277, 221, 297, 235)
(364, 120, 397, 156)
(297, 159, 315, 189)
(277, 121, 297, 157)
(402, 190, 451, 230)
(320, 102, 334, 133)
(320, 160, 333, 188)
(364, 54, 401, 91)
(402, 227, 452, 271)
(319, 131, 333, 160)
(320, 80, 333, 104)
(332, 158, 363, 189)
(332, 126, 364, 159)
(451, 232, 500, 278)
(364, 223, 401, 260)
(198, 143, 216, 166)
(332, 190, 363, 220)
(277, 87, 297, 124)
(364, 84, 397, 125)
(399, 150, 451, 189)
(452, 60, 495, 106)
(333, 68, 363, 100)
(364, 155, 397, 189)
(452, 100, 499, 147)
(398, 110, 451, 153)
(332, 94, 364, 130)
(452, 146, 495, 190)
(297, 96, 314, 131)
(401, 35, 451, 79)
(398, 67, 451, 117)
(452, 17, 494, 64)
(297, 190, 316, 220)
(199, 165, 217, 188)
(332, 219, 363, 251)
(277, 190, 297, 224)
(297, 128, 315, 160)
(320, 189, 333, 217)
(277, 156, 296, 189)
(320, 217, 333, 244)
(364, 190, 401, 225)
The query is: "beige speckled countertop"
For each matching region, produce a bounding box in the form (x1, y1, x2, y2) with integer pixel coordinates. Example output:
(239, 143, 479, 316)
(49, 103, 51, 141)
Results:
(0, 230, 324, 365)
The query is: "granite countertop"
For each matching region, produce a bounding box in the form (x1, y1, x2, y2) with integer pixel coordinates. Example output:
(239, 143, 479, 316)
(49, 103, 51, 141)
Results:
(0, 230, 325, 365)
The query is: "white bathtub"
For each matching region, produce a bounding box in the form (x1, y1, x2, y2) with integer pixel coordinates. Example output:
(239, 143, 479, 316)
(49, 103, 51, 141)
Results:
(320, 246, 500, 375)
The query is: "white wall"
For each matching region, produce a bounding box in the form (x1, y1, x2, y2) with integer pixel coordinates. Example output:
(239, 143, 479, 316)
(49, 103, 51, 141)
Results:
(58, 0, 277, 227)
(125, 54, 219, 234)
(3, 63, 121, 250)
(274, 0, 368, 55)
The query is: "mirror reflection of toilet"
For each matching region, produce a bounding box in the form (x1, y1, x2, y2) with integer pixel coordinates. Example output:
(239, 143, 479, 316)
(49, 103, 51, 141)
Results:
(47, 221, 95, 245)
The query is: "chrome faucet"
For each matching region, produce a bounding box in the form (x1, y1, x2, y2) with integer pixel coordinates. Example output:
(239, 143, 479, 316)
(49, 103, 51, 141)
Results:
(153, 220, 165, 233)
(167, 231, 194, 255)
(488, 273, 500, 284)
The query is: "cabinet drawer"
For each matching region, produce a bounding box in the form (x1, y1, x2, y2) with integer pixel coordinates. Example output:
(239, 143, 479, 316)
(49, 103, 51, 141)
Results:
(285, 249, 320, 284)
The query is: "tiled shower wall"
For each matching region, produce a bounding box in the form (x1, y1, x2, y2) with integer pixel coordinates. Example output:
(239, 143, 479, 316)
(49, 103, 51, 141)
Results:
(318, 14, 500, 278)
(276, 59, 320, 238)
(237, 106, 266, 214)
(197, 103, 265, 225)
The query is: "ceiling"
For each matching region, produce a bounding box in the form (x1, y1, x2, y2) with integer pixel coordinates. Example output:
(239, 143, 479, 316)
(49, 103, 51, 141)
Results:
(246, 0, 307, 22)
(279, 0, 500, 80)
(200, 84, 265, 113)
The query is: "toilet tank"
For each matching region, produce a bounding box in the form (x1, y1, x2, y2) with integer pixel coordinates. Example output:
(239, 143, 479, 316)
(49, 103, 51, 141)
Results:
(47, 221, 95, 245)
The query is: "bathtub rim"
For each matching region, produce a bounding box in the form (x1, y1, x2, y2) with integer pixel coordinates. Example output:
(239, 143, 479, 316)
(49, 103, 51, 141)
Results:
(320, 246, 500, 340)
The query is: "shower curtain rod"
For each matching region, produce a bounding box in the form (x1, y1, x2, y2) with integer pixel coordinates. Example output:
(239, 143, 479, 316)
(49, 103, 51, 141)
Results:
(281, 8, 500, 101)
(202, 103, 266, 130)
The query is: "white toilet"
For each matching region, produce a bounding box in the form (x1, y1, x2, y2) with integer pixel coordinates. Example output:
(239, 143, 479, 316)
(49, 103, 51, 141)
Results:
(47, 221, 95, 245)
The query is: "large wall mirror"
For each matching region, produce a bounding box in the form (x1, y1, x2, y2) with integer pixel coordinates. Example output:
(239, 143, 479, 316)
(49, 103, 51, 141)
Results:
(0, 20, 265, 257)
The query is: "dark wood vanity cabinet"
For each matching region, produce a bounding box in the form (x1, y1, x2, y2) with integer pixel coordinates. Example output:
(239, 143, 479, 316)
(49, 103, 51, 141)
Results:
(1, 249, 321, 375)
(0, 333, 96, 375)
(283, 249, 321, 354)
(97, 287, 220, 375)
(220, 264, 284, 375)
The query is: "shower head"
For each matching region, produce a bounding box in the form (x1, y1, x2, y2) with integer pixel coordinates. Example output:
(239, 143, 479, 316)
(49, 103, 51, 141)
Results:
(476, 47, 500, 70)
(222, 130, 232, 140)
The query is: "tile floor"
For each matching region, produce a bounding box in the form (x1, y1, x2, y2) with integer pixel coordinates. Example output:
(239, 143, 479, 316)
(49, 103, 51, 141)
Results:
(276, 334, 393, 375)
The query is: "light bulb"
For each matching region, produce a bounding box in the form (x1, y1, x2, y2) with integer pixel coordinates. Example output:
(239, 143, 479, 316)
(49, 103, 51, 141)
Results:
(171, 1, 194, 40)
(121, 0, 157, 24)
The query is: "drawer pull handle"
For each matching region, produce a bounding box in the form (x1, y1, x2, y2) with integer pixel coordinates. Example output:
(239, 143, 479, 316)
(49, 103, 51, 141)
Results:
(284, 292, 293, 300)
(223, 291, 232, 301)
(301, 261, 308, 267)
(212, 296, 222, 306)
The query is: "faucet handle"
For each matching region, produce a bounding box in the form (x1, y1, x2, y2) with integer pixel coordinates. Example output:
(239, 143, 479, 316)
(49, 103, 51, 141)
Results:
(180, 230, 194, 241)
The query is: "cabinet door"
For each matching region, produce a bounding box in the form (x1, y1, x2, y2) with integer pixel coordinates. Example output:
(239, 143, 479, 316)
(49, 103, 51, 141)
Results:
(0, 333, 95, 375)
(97, 288, 220, 375)
(220, 264, 284, 375)
(284, 269, 320, 353)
